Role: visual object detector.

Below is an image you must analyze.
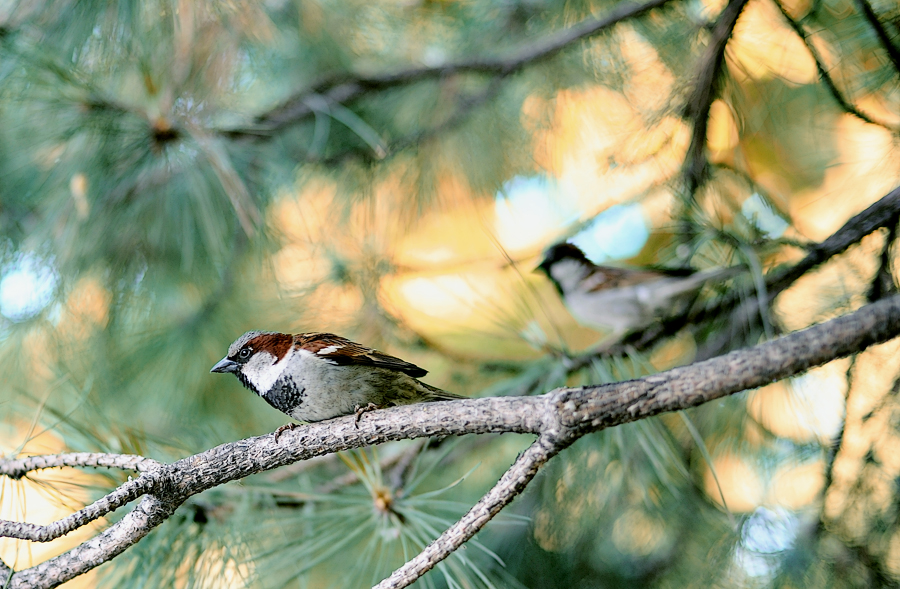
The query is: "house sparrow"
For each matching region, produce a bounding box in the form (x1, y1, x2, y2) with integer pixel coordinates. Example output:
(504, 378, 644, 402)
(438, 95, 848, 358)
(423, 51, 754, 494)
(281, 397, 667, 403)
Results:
(211, 331, 462, 433)
(536, 243, 739, 345)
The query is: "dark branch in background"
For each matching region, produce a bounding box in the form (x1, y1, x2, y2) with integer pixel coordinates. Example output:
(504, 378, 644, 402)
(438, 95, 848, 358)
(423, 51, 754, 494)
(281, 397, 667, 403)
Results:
(563, 183, 900, 372)
(847, 542, 896, 588)
(814, 357, 855, 548)
(220, 0, 677, 140)
(773, 0, 895, 130)
(816, 368, 900, 585)
(764, 185, 900, 296)
(317, 75, 508, 165)
(682, 0, 750, 199)
(4, 294, 900, 588)
(852, 0, 900, 75)
(821, 359, 853, 494)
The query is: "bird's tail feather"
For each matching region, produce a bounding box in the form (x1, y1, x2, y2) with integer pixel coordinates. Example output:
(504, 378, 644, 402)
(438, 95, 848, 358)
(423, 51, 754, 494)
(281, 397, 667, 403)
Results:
(418, 381, 465, 401)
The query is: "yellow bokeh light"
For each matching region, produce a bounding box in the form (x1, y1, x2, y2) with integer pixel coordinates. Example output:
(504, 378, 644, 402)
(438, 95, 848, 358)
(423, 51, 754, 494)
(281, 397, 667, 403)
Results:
(617, 25, 676, 113)
(56, 275, 112, 343)
(394, 274, 485, 321)
(727, 0, 817, 84)
(611, 509, 667, 556)
(769, 459, 825, 509)
(707, 99, 740, 159)
(704, 453, 765, 513)
(747, 362, 848, 444)
(534, 86, 689, 214)
(789, 116, 899, 241)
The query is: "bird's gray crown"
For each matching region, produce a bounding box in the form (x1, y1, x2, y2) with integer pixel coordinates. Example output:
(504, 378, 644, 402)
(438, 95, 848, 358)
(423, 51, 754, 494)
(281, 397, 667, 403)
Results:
(228, 330, 274, 358)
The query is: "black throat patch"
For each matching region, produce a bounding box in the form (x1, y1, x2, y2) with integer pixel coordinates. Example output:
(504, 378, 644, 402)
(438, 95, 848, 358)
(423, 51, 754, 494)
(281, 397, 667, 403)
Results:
(261, 374, 305, 414)
(236, 371, 258, 395)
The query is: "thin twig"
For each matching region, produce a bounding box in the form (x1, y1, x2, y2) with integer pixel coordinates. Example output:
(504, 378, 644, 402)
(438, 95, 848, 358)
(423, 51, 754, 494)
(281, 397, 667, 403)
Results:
(316, 75, 507, 165)
(0, 452, 162, 480)
(0, 474, 157, 542)
(852, 0, 900, 75)
(374, 434, 566, 589)
(773, 0, 894, 130)
(867, 222, 898, 302)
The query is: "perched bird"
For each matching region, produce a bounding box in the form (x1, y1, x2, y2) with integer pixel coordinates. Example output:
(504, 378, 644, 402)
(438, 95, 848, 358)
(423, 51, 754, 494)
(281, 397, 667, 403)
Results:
(211, 331, 462, 433)
(536, 243, 739, 345)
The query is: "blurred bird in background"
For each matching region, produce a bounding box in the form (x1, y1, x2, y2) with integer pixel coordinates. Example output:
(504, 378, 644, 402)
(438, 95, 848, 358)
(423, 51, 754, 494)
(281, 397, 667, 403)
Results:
(536, 243, 741, 349)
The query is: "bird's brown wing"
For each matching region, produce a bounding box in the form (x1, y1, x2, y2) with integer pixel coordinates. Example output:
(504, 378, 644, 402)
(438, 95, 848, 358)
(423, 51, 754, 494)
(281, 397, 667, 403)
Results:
(294, 332, 428, 378)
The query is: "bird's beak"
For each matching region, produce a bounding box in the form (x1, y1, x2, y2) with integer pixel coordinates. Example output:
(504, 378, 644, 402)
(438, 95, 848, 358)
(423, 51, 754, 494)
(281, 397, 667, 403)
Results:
(534, 260, 549, 274)
(210, 357, 239, 374)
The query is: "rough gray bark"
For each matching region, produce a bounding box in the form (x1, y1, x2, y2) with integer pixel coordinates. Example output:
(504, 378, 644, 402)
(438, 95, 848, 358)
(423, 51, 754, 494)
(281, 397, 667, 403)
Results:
(3, 294, 900, 588)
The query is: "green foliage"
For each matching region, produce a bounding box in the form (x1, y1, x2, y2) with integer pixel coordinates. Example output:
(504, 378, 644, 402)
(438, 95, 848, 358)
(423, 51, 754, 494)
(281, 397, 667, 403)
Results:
(2, 0, 900, 586)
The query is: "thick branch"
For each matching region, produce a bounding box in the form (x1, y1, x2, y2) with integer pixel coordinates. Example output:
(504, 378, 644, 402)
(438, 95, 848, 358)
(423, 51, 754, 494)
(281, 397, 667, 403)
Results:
(222, 0, 676, 138)
(560, 293, 900, 432)
(3, 295, 900, 588)
(375, 434, 565, 589)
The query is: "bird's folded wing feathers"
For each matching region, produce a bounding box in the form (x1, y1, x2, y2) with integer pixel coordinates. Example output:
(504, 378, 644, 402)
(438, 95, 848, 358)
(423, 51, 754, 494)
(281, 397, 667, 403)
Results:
(295, 332, 429, 377)
(585, 265, 742, 293)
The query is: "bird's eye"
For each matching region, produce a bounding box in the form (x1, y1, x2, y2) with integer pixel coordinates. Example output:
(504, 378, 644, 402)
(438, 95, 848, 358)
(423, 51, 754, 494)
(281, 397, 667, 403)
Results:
(238, 347, 251, 360)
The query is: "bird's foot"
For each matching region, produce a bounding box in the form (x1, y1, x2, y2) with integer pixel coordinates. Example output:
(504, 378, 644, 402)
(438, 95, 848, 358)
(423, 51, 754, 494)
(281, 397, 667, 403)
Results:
(354, 403, 380, 428)
(274, 423, 299, 442)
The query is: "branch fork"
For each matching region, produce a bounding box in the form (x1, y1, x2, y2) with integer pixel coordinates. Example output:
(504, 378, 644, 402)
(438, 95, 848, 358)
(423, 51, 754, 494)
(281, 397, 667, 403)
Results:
(4, 292, 900, 588)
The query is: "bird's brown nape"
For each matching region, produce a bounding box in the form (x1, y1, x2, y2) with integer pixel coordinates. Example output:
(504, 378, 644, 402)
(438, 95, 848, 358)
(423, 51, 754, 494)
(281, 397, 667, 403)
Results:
(247, 332, 293, 361)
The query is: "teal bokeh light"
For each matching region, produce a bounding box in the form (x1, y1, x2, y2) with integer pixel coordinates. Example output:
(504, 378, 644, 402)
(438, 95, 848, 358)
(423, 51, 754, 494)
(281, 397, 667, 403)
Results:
(571, 204, 649, 262)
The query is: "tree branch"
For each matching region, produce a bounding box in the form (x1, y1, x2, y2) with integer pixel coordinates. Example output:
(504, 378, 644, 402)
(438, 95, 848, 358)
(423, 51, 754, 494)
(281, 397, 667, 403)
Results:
(682, 0, 751, 198)
(7, 495, 181, 589)
(852, 0, 900, 76)
(764, 184, 900, 296)
(773, 0, 896, 130)
(0, 452, 162, 480)
(221, 0, 677, 139)
(567, 183, 900, 369)
(0, 475, 157, 542)
(0, 557, 11, 587)
(3, 294, 900, 587)
(375, 434, 566, 589)
(314, 74, 507, 164)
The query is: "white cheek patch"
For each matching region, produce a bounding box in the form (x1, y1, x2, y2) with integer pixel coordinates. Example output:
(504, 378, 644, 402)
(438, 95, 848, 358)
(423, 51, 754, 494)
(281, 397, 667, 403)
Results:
(317, 345, 342, 355)
(243, 351, 288, 393)
(550, 259, 589, 293)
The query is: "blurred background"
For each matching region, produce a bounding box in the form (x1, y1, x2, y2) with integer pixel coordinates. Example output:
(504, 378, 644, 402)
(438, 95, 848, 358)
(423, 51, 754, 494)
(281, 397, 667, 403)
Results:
(1, 0, 899, 586)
